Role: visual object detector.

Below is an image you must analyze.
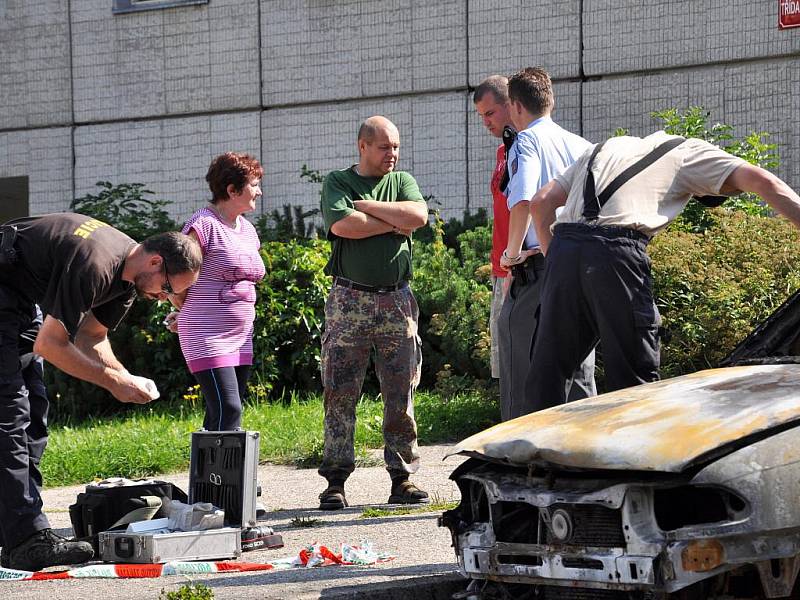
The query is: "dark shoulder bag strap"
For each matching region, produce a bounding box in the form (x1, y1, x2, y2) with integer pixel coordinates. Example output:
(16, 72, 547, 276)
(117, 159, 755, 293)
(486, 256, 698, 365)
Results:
(583, 137, 686, 220)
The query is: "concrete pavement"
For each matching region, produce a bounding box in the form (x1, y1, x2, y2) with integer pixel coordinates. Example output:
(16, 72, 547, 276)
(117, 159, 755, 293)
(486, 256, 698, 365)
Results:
(1, 444, 469, 599)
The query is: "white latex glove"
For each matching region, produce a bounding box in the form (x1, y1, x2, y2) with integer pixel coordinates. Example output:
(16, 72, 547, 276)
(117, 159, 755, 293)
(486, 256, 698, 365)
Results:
(163, 311, 179, 333)
(129, 375, 161, 400)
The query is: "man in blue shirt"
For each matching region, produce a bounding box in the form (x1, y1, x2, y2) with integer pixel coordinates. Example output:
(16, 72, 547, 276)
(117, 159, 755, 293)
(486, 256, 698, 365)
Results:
(497, 67, 596, 419)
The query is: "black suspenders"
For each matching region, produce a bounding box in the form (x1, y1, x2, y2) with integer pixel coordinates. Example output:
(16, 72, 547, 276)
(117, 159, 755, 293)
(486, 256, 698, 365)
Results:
(582, 137, 686, 220)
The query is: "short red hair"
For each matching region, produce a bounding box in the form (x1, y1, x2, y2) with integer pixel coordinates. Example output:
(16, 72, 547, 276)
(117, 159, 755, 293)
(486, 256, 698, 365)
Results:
(206, 152, 264, 203)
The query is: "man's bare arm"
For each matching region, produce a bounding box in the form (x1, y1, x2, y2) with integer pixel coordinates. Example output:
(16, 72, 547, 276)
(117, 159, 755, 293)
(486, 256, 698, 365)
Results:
(530, 180, 569, 255)
(75, 312, 127, 372)
(330, 211, 395, 239)
(352, 200, 428, 230)
(34, 315, 152, 404)
(723, 163, 800, 229)
(500, 201, 542, 270)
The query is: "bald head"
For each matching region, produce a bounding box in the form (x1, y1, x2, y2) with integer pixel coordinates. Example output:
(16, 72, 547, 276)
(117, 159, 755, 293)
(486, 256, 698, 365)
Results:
(356, 116, 400, 177)
(357, 116, 399, 144)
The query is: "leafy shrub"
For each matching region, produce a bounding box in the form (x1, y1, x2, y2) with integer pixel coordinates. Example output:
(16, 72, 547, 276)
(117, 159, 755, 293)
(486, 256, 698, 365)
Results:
(254, 204, 322, 241)
(251, 239, 330, 397)
(69, 181, 177, 241)
(650, 210, 800, 377)
(413, 216, 494, 388)
(253, 165, 325, 241)
(415, 207, 489, 253)
(51, 107, 797, 421)
(49, 180, 498, 419)
(160, 583, 214, 600)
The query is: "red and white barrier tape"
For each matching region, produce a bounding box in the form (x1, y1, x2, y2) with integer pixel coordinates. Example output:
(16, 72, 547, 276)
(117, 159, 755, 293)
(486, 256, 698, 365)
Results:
(0, 542, 394, 581)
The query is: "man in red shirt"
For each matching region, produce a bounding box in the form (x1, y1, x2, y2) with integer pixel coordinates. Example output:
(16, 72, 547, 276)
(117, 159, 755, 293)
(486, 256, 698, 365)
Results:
(473, 76, 515, 394)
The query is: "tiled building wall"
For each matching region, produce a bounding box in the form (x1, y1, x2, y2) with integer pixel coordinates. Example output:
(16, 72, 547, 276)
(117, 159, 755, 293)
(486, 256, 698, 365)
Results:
(0, 1, 72, 129)
(74, 112, 261, 221)
(70, 0, 260, 122)
(0, 0, 797, 220)
(583, 0, 800, 75)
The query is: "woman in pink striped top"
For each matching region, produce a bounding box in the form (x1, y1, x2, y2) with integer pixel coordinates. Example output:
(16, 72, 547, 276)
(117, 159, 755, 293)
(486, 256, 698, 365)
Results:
(167, 152, 266, 430)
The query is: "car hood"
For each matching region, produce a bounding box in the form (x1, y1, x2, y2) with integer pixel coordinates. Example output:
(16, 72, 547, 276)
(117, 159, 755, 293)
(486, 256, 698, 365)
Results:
(450, 364, 800, 473)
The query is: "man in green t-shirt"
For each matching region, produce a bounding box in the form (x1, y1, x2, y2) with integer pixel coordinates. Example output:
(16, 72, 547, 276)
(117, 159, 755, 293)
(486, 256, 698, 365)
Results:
(318, 116, 429, 510)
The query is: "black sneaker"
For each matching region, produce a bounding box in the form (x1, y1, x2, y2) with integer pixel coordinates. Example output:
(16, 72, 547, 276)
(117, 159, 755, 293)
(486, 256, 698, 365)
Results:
(3, 529, 94, 572)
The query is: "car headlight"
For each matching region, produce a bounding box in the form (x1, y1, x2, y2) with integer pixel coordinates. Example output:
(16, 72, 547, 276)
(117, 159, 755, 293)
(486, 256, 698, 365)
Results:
(654, 485, 749, 531)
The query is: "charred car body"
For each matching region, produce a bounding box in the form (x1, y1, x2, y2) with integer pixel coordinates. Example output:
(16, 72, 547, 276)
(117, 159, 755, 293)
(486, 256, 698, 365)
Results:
(441, 291, 800, 599)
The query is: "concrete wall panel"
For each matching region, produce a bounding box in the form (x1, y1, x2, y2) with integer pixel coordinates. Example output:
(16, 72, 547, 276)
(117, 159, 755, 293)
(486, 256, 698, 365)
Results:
(74, 112, 261, 221)
(0, 1, 71, 129)
(71, 0, 259, 123)
(583, 58, 800, 191)
(261, 0, 467, 107)
(584, 0, 800, 76)
(468, 0, 581, 84)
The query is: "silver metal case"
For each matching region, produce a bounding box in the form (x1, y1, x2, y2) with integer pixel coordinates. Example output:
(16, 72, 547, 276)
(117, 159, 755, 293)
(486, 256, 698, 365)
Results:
(99, 528, 242, 563)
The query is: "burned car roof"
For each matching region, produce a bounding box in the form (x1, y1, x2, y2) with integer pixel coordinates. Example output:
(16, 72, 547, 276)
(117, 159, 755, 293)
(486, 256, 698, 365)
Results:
(450, 364, 800, 473)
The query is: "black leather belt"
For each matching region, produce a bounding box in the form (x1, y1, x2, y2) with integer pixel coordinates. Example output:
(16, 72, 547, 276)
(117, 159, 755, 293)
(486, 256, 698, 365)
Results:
(334, 276, 408, 294)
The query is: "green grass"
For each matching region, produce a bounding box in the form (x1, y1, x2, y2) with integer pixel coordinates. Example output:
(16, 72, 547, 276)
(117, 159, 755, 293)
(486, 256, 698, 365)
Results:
(359, 500, 458, 518)
(159, 583, 214, 600)
(41, 390, 498, 488)
(288, 516, 326, 528)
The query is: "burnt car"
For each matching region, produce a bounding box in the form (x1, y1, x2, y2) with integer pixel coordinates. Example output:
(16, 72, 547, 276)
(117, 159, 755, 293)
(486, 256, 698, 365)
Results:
(441, 291, 800, 599)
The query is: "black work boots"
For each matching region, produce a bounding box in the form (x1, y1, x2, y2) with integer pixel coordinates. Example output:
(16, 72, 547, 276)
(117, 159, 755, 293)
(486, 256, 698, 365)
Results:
(0, 529, 94, 572)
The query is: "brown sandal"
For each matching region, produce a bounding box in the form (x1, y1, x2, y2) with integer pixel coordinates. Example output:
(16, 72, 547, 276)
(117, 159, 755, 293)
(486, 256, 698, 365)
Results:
(388, 480, 430, 504)
(318, 485, 348, 510)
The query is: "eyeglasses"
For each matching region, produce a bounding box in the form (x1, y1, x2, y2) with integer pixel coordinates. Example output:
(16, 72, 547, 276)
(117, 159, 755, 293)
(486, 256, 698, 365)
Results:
(161, 257, 174, 295)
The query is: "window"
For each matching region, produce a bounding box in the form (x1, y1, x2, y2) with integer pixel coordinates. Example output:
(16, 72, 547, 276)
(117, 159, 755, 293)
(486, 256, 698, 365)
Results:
(112, 0, 208, 14)
(0, 176, 29, 224)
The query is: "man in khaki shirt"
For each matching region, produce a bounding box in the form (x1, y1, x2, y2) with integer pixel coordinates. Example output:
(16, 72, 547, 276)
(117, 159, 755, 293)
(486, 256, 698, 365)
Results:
(525, 131, 800, 410)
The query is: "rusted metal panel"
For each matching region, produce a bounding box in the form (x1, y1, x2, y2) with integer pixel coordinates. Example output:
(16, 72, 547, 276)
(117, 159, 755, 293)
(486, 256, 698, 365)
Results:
(450, 365, 800, 473)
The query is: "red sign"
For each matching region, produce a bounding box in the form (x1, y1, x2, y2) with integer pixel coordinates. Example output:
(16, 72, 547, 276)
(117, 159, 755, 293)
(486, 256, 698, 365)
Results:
(779, 0, 800, 29)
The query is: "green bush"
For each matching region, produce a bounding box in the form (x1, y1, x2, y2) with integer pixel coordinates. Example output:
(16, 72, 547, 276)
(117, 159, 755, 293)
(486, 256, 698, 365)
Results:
(251, 238, 330, 397)
(160, 583, 214, 600)
(413, 216, 494, 388)
(69, 181, 177, 241)
(45, 181, 502, 418)
(651, 210, 800, 377)
(49, 108, 798, 421)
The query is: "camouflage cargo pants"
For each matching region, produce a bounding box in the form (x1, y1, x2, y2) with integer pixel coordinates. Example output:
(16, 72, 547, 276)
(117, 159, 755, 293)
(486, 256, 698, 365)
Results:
(319, 284, 422, 483)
